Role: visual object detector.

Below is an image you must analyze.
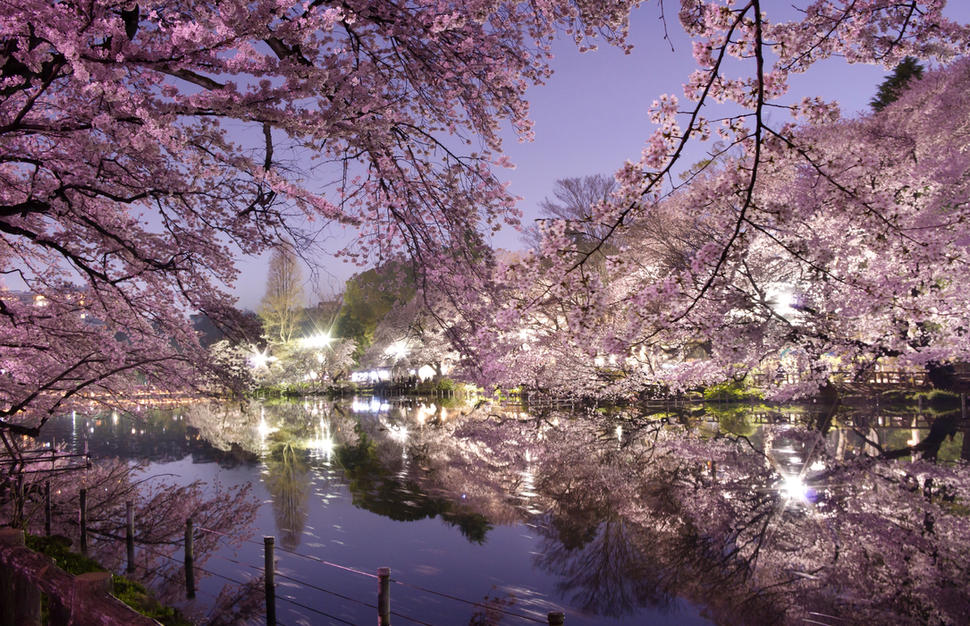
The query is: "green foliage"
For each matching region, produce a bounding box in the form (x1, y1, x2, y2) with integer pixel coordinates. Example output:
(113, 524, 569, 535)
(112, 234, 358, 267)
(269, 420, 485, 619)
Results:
(111, 576, 193, 625)
(335, 262, 415, 361)
(25, 534, 104, 575)
(24, 534, 191, 625)
(703, 380, 760, 402)
(711, 406, 759, 437)
(912, 389, 961, 407)
(337, 430, 492, 543)
(871, 56, 924, 111)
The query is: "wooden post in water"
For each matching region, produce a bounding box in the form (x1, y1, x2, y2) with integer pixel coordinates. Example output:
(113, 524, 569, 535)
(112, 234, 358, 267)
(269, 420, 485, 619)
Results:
(79, 488, 88, 555)
(548, 611, 565, 625)
(126, 500, 135, 573)
(184, 517, 195, 599)
(44, 481, 51, 536)
(264, 536, 276, 626)
(378, 566, 391, 625)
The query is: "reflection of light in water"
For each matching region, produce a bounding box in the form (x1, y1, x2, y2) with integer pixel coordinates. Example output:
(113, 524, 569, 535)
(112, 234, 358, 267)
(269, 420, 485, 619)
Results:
(257, 406, 277, 447)
(350, 397, 390, 414)
(907, 429, 920, 447)
(111, 411, 119, 425)
(388, 424, 408, 444)
(616, 425, 623, 442)
(518, 451, 541, 514)
(415, 403, 434, 425)
(309, 420, 334, 463)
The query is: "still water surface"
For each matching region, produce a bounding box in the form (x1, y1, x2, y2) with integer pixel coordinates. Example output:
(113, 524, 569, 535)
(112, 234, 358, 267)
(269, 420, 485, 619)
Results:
(42, 396, 970, 624)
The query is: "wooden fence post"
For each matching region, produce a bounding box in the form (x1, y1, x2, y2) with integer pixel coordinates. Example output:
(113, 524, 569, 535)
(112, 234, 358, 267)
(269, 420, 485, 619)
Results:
(44, 481, 51, 537)
(126, 500, 135, 573)
(79, 488, 87, 555)
(184, 517, 194, 599)
(378, 566, 391, 625)
(264, 536, 276, 626)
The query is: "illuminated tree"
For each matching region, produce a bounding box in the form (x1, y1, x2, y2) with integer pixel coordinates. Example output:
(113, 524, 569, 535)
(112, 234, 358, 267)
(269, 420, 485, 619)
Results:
(259, 247, 305, 345)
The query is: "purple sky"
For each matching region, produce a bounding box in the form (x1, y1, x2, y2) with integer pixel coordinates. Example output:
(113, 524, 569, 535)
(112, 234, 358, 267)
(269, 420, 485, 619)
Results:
(233, 2, 970, 309)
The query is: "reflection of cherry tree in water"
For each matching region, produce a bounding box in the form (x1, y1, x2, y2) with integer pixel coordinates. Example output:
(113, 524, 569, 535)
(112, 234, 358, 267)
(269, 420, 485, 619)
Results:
(527, 418, 781, 622)
(263, 436, 311, 551)
(448, 405, 970, 624)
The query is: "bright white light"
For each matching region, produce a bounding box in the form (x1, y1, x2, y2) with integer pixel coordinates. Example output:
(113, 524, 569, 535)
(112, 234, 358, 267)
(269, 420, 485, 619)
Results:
(781, 475, 809, 503)
(389, 424, 408, 444)
(616, 425, 623, 441)
(257, 416, 277, 441)
(385, 340, 409, 361)
(249, 348, 270, 370)
(299, 332, 332, 349)
(310, 420, 335, 461)
(417, 364, 436, 381)
(767, 284, 799, 317)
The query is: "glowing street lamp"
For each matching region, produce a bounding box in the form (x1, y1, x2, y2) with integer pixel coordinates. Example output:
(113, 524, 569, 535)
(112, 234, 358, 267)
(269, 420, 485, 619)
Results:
(385, 340, 409, 362)
(299, 331, 332, 350)
(249, 347, 271, 370)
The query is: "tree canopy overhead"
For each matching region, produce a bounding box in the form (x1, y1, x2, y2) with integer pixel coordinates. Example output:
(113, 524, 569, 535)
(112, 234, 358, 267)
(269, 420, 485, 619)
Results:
(0, 0, 639, 432)
(3, 1, 970, 432)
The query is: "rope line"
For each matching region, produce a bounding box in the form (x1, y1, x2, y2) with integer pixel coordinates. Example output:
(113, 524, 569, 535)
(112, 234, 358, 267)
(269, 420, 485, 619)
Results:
(274, 571, 376, 609)
(390, 578, 547, 624)
(268, 542, 378, 579)
(275, 572, 436, 626)
(208, 551, 264, 575)
(137, 543, 253, 588)
(275, 593, 356, 625)
(390, 609, 436, 626)
(199, 525, 548, 624)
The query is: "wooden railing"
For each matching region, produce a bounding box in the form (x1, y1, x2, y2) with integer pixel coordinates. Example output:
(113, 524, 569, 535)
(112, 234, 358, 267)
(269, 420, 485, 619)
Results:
(0, 528, 160, 626)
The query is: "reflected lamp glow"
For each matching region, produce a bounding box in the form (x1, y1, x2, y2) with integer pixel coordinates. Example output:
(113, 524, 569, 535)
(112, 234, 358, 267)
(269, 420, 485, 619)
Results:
(389, 424, 408, 444)
(310, 420, 335, 461)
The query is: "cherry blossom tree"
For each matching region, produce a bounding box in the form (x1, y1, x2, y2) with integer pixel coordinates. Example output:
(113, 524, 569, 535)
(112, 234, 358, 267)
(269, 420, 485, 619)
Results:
(482, 49, 970, 398)
(5, 0, 970, 435)
(0, 0, 638, 434)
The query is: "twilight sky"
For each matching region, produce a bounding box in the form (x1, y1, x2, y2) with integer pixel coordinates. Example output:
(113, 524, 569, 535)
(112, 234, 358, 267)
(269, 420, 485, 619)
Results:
(232, 2, 970, 309)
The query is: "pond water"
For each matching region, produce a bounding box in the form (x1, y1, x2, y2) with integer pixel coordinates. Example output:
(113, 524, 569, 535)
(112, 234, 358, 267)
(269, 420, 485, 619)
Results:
(39, 395, 970, 625)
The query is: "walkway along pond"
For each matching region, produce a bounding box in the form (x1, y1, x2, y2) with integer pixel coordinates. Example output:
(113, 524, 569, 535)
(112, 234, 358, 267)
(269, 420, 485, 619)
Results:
(28, 394, 970, 624)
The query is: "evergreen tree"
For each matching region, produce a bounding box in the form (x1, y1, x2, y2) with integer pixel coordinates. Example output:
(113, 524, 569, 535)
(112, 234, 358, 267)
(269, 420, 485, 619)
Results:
(871, 57, 925, 112)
